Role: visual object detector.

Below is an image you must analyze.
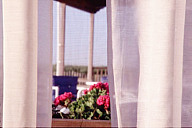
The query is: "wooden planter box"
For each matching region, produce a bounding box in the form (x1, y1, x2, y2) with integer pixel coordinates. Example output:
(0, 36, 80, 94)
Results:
(52, 119, 111, 127)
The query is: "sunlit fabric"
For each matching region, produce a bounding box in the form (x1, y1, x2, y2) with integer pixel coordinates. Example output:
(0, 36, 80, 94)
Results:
(0, 0, 2, 126)
(2, 0, 38, 127)
(182, 0, 192, 127)
(0, 0, 191, 127)
(37, 0, 53, 127)
(107, 0, 188, 127)
(1, 0, 53, 127)
(107, 0, 139, 127)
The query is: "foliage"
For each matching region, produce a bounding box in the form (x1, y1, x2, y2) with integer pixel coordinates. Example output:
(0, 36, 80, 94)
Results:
(68, 82, 110, 120)
(52, 83, 111, 120)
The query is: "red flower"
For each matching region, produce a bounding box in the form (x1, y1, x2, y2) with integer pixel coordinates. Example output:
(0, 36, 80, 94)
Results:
(54, 96, 60, 106)
(64, 92, 73, 99)
(54, 92, 73, 106)
(97, 95, 105, 105)
(59, 94, 67, 101)
(83, 89, 88, 95)
(104, 96, 110, 109)
(88, 82, 109, 93)
(104, 83, 109, 93)
(97, 95, 110, 109)
(89, 84, 96, 91)
(95, 82, 102, 89)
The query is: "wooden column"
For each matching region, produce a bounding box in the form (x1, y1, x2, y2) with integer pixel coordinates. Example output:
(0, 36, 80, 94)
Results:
(87, 13, 94, 81)
(2, 0, 38, 127)
(56, 2, 66, 76)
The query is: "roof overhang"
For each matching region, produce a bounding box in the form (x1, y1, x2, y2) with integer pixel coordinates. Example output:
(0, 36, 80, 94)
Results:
(54, 0, 106, 13)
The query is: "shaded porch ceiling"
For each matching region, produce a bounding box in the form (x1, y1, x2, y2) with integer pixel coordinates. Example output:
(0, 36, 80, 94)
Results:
(54, 0, 106, 13)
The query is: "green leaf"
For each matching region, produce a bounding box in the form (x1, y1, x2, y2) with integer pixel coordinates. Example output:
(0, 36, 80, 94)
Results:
(85, 101, 92, 107)
(64, 98, 70, 106)
(88, 97, 94, 103)
(80, 104, 85, 112)
(96, 109, 103, 116)
(87, 112, 94, 120)
(98, 89, 106, 96)
(105, 115, 110, 120)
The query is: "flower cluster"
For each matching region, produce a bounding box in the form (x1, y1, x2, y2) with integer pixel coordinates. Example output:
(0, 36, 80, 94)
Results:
(69, 82, 110, 120)
(83, 82, 109, 95)
(54, 92, 73, 107)
(97, 95, 110, 110)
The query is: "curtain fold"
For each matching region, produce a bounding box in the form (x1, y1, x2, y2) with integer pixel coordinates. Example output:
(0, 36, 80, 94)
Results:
(107, 0, 140, 127)
(182, 0, 192, 127)
(106, 0, 118, 126)
(0, 0, 2, 127)
(107, 0, 187, 127)
(1, 0, 53, 127)
(2, 0, 38, 127)
(173, 0, 186, 126)
(137, 0, 176, 126)
(137, 0, 186, 127)
(37, 0, 53, 127)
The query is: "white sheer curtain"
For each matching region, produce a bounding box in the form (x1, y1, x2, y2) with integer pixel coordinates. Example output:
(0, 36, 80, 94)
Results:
(2, 1, 38, 126)
(0, 0, 53, 127)
(37, 0, 53, 127)
(0, 0, 2, 126)
(107, 0, 190, 127)
(107, 0, 139, 127)
(182, 0, 192, 127)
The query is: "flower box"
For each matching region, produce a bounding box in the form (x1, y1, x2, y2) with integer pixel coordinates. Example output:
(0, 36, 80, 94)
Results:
(53, 83, 111, 120)
(52, 119, 111, 127)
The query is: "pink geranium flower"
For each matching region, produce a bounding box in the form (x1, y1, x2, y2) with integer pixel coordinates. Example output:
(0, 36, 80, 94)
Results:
(104, 83, 109, 93)
(95, 82, 103, 89)
(97, 95, 110, 109)
(89, 84, 96, 91)
(97, 95, 105, 105)
(104, 96, 110, 109)
(64, 92, 73, 99)
(59, 94, 67, 101)
(54, 96, 60, 106)
(54, 92, 73, 107)
(88, 82, 110, 94)
(83, 89, 88, 95)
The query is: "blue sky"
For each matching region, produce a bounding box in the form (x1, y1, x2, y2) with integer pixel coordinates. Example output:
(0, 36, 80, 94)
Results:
(53, 1, 107, 66)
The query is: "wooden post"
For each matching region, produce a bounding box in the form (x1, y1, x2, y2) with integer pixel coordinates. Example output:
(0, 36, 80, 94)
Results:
(87, 13, 94, 81)
(56, 2, 66, 76)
